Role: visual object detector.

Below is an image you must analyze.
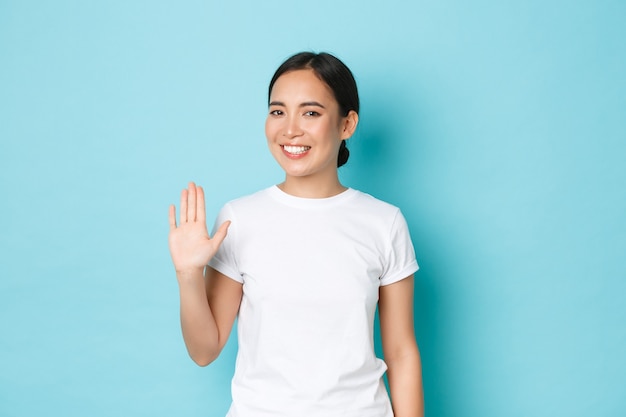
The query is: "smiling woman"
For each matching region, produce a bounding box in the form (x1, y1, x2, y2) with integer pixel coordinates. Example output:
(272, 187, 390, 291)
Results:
(168, 52, 424, 417)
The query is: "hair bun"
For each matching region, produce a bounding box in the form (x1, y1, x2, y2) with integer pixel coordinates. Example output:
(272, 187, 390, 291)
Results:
(338, 142, 350, 167)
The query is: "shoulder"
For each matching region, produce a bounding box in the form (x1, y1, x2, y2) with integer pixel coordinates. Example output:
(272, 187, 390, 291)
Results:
(337, 189, 410, 240)
(348, 189, 402, 219)
(221, 186, 275, 210)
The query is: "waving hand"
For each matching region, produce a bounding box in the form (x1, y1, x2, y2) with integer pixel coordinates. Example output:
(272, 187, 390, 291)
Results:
(168, 182, 230, 273)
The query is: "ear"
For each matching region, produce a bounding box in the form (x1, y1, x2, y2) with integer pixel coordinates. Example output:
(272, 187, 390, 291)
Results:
(340, 110, 359, 140)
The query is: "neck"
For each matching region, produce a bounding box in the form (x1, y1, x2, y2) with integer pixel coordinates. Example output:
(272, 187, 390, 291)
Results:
(278, 174, 347, 198)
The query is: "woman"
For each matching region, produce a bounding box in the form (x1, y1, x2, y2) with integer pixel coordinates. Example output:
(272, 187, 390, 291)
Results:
(168, 52, 424, 416)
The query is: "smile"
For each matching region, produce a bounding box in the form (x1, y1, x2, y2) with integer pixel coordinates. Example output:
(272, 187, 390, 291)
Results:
(282, 145, 311, 155)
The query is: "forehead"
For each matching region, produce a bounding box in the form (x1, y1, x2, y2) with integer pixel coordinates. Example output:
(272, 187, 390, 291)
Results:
(270, 69, 336, 103)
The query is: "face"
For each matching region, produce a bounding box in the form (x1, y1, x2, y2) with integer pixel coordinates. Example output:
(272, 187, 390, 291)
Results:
(265, 69, 357, 183)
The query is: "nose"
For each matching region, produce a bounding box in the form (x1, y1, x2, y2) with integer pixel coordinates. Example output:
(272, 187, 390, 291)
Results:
(284, 114, 303, 139)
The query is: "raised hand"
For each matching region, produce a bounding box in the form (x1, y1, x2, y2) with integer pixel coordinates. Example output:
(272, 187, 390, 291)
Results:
(168, 182, 230, 274)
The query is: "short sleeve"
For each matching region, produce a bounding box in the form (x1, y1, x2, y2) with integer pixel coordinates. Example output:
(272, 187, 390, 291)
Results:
(379, 209, 419, 286)
(207, 203, 243, 283)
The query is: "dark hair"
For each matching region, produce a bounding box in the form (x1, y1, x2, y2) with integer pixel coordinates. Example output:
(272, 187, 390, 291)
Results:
(268, 52, 359, 168)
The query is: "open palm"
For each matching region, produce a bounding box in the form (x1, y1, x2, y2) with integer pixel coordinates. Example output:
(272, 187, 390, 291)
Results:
(168, 182, 230, 273)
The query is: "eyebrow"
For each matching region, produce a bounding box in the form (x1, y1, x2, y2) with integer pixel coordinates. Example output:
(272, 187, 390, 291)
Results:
(269, 101, 326, 109)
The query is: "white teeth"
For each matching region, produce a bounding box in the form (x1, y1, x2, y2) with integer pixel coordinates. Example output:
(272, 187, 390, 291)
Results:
(283, 145, 311, 155)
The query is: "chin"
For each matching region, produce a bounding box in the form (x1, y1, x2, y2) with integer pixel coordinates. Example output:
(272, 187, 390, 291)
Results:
(274, 159, 308, 176)
(283, 168, 311, 178)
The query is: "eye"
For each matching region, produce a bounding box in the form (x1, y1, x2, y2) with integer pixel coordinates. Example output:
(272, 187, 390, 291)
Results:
(269, 109, 283, 116)
(304, 111, 320, 117)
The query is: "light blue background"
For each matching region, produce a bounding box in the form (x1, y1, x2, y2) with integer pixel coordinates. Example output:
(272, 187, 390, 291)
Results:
(1, 1, 624, 416)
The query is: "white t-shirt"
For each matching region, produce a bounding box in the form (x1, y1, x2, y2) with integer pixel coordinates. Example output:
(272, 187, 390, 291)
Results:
(208, 186, 418, 417)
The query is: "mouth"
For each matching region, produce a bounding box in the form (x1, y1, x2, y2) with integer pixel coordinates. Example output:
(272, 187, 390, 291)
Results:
(282, 145, 311, 155)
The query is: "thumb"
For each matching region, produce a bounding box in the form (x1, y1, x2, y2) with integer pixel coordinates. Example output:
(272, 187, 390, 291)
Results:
(211, 220, 231, 247)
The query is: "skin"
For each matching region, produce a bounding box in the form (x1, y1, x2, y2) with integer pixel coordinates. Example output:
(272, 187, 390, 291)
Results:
(168, 69, 424, 416)
(168, 183, 239, 365)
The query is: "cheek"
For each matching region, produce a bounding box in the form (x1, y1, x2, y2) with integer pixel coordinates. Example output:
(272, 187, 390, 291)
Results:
(322, 121, 343, 141)
(264, 118, 275, 139)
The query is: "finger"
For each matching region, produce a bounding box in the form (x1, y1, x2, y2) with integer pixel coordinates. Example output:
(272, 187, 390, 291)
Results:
(188, 182, 197, 222)
(180, 189, 188, 223)
(197, 186, 206, 223)
(168, 204, 177, 231)
(211, 220, 231, 247)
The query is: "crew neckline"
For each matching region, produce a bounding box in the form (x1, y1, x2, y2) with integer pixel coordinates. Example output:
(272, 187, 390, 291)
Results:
(267, 185, 358, 209)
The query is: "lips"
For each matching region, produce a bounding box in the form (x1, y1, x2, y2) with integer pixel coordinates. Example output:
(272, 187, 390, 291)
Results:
(282, 145, 311, 155)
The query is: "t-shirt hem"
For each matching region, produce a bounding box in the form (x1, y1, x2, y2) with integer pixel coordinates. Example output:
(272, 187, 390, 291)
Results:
(379, 261, 419, 286)
(207, 259, 243, 283)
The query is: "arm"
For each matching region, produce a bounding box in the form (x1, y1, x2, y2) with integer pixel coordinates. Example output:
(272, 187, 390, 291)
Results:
(379, 275, 424, 417)
(169, 182, 242, 366)
(177, 267, 242, 366)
